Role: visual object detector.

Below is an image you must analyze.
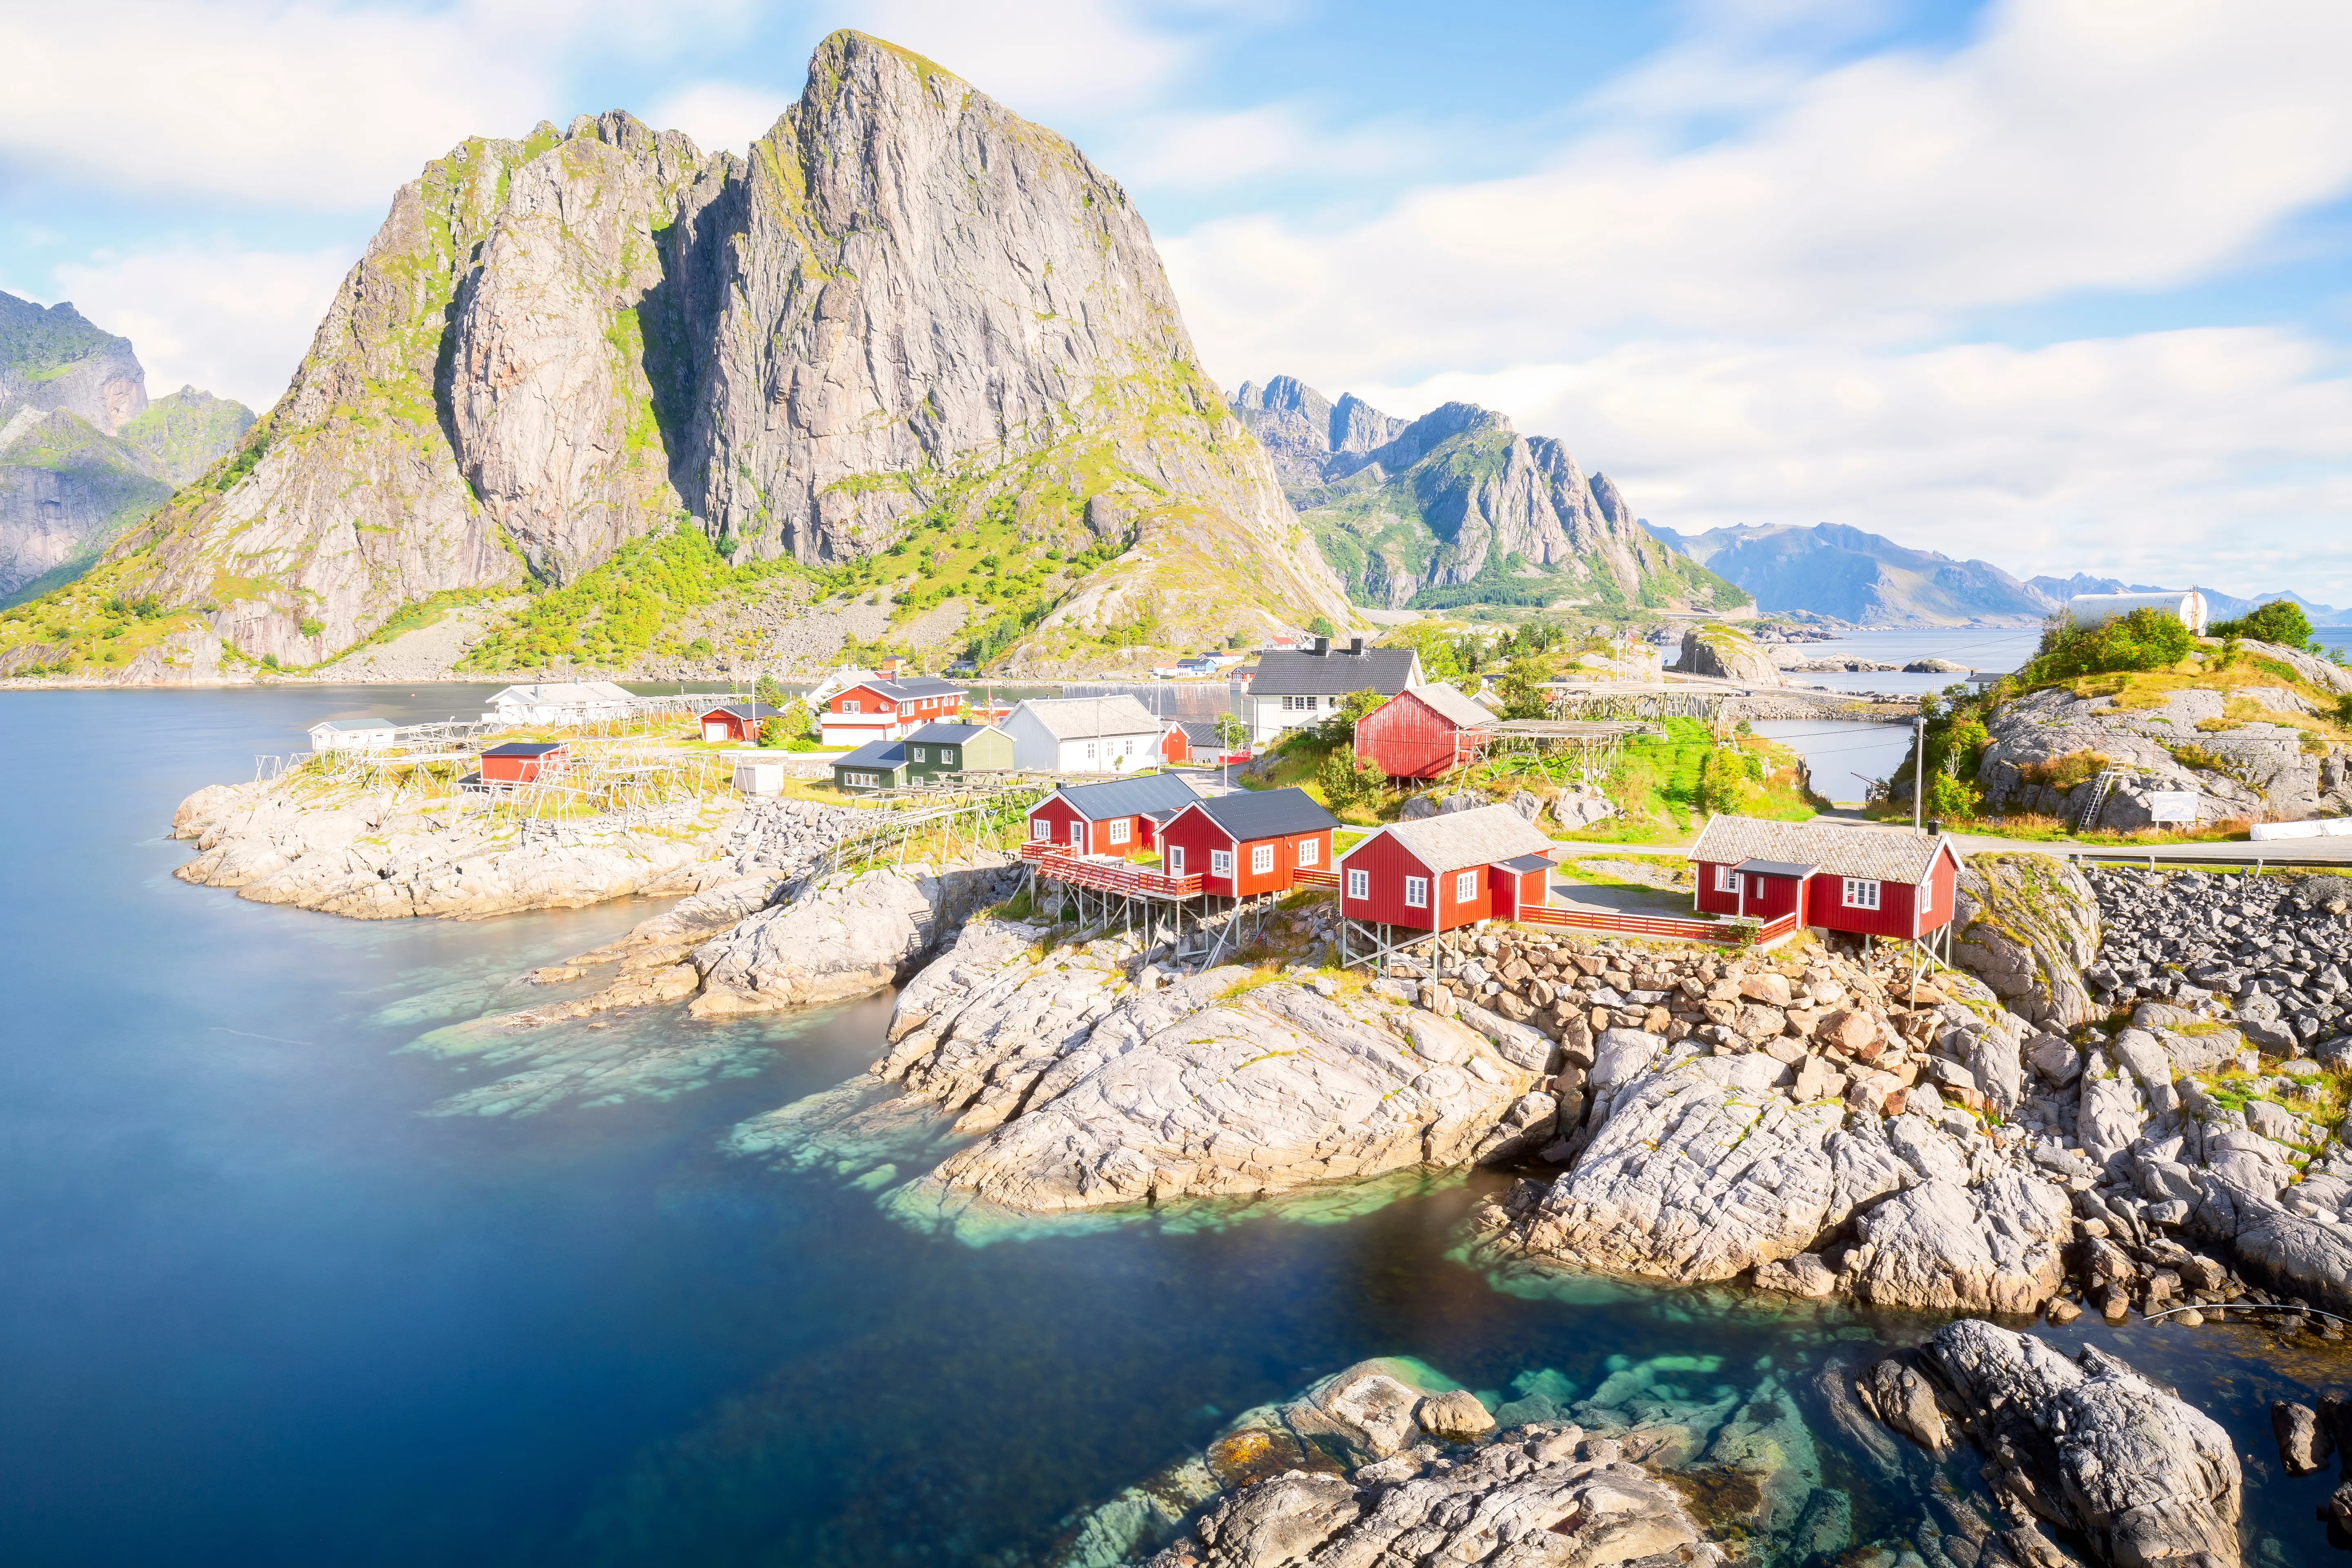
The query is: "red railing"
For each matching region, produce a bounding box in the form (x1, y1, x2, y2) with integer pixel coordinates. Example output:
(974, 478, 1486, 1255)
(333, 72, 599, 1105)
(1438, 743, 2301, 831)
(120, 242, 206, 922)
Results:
(1294, 869, 1340, 889)
(1021, 841, 1204, 898)
(1513, 906, 1801, 947)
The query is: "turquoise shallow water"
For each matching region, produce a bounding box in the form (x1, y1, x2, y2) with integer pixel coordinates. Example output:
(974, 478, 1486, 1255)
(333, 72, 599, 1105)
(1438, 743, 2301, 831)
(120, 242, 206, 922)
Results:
(0, 685, 2344, 1565)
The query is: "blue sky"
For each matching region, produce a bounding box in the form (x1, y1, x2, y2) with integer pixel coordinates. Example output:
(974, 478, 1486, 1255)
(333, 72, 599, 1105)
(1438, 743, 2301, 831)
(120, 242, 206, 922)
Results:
(4, 0, 2348, 601)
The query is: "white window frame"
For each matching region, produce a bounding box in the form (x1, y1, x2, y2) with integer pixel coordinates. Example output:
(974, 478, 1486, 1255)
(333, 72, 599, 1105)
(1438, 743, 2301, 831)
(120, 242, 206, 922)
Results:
(1297, 839, 1319, 866)
(1068, 819, 1087, 847)
(1251, 844, 1274, 875)
(1454, 870, 1476, 903)
(1168, 845, 1186, 874)
(1210, 849, 1235, 878)
(1715, 864, 1740, 893)
(1346, 868, 1369, 899)
(1842, 877, 1882, 910)
(911, 746, 927, 762)
(1031, 820, 1050, 841)
(842, 699, 860, 713)
(1108, 818, 1131, 845)
(1404, 875, 1429, 909)
(941, 748, 957, 767)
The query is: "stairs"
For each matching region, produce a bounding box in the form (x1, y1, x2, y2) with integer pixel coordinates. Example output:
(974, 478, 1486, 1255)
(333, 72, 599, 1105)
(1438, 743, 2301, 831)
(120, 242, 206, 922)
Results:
(2072, 768, 2122, 831)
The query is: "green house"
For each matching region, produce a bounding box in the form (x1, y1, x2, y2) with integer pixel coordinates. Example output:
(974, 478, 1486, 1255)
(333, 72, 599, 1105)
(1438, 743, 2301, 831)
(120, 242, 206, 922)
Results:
(832, 739, 913, 792)
(904, 722, 1014, 782)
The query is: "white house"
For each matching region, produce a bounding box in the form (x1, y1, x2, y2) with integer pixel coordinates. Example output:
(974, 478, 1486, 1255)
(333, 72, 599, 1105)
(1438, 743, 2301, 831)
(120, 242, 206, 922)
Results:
(1243, 637, 1423, 745)
(1000, 695, 1169, 773)
(2067, 591, 2209, 636)
(308, 717, 399, 752)
(480, 682, 635, 726)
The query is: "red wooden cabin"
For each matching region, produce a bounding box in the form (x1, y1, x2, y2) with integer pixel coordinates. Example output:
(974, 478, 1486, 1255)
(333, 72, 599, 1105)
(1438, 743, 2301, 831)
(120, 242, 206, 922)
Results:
(1337, 804, 1557, 932)
(819, 676, 966, 746)
(1690, 815, 1960, 939)
(1159, 788, 1339, 896)
(1354, 684, 1496, 780)
(699, 702, 780, 743)
(1025, 772, 1203, 857)
(479, 741, 568, 784)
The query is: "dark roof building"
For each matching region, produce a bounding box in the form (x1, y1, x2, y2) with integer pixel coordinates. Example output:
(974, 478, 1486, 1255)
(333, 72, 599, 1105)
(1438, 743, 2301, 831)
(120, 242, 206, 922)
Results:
(861, 676, 967, 702)
(1192, 787, 1340, 839)
(1050, 772, 1204, 820)
(1249, 642, 1421, 697)
(482, 741, 566, 759)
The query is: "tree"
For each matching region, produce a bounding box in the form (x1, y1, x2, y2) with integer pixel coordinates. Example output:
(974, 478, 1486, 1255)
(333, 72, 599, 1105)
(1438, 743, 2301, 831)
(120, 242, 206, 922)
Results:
(1214, 712, 1249, 751)
(2021, 608, 2192, 682)
(759, 698, 813, 748)
(2212, 599, 2314, 651)
(1320, 688, 1385, 744)
(755, 672, 786, 710)
(1491, 656, 1550, 720)
(1316, 747, 1385, 810)
(1307, 614, 1336, 638)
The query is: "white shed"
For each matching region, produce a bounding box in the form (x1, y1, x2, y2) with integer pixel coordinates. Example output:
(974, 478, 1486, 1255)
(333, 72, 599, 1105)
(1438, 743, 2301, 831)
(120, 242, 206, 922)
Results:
(479, 681, 635, 726)
(308, 717, 398, 752)
(2067, 590, 2208, 636)
(1000, 696, 1167, 773)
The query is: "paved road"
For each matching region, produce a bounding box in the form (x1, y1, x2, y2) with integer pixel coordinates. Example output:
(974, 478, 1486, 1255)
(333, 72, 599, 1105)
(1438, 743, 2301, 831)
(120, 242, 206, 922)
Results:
(1544, 827, 2352, 870)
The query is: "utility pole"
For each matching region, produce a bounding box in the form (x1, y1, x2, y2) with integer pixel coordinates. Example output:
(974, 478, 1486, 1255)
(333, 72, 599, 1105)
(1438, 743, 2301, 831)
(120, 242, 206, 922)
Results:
(1912, 714, 1926, 831)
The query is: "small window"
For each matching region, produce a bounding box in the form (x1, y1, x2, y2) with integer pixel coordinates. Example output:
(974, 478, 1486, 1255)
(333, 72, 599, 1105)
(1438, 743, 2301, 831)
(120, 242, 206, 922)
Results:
(1346, 868, 1369, 899)
(1455, 870, 1476, 902)
(1843, 878, 1881, 910)
(1031, 820, 1050, 841)
(1297, 839, 1319, 866)
(1252, 844, 1274, 874)
(1211, 849, 1235, 877)
(1109, 819, 1131, 844)
(1168, 845, 1186, 874)
(912, 746, 927, 762)
(843, 699, 860, 713)
(942, 749, 957, 766)
(1404, 876, 1429, 909)
(1715, 865, 1739, 893)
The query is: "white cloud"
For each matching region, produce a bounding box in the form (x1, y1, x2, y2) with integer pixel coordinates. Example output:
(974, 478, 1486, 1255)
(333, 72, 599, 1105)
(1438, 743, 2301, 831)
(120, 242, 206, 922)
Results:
(645, 81, 795, 155)
(846, 0, 1200, 118)
(1345, 327, 2352, 599)
(42, 243, 354, 412)
(1090, 103, 1422, 192)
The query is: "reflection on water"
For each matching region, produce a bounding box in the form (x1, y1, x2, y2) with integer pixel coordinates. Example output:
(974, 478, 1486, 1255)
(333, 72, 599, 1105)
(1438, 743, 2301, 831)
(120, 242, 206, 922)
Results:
(1, 686, 2346, 1567)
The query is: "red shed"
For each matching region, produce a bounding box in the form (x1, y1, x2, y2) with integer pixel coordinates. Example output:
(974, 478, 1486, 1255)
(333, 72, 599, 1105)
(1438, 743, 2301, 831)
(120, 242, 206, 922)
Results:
(1157, 721, 1192, 766)
(699, 702, 781, 743)
(1025, 772, 1203, 857)
(1354, 683, 1496, 780)
(1337, 804, 1557, 933)
(1159, 787, 1339, 896)
(1690, 815, 1960, 940)
(479, 741, 568, 784)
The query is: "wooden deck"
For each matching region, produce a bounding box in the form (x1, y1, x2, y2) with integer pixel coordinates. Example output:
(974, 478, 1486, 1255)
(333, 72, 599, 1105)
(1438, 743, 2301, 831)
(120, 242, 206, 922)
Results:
(1020, 841, 1205, 899)
(1515, 906, 1800, 947)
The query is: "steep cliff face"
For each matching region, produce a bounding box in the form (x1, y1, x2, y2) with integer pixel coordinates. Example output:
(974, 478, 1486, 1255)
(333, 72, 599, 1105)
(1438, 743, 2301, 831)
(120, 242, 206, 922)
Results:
(1234, 378, 1744, 615)
(0, 294, 147, 436)
(71, 31, 1344, 669)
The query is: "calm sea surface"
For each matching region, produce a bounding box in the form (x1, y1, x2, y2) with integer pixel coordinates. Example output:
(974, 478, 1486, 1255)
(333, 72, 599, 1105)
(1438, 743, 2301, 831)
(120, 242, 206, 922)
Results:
(0, 686, 2339, 1564)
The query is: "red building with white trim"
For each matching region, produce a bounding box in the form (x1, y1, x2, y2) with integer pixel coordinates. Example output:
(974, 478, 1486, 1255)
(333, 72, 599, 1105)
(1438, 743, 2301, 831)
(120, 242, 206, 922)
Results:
(478, 741, 568, 784)
(1336, 804, 1557, 933)
(1689, 815, 1960, 940)
(818, 676, 967, 746)
(1158, 788, 1338, 897)
(1025, 772, 1203, 857)
(1354, 684, 1495, 781)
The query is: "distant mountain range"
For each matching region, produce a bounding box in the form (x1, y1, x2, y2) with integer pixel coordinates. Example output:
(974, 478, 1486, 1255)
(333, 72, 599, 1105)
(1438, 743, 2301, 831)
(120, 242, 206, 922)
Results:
(1232, 376, 1745, 615)
(1638, 521, 2338, 628)
(0, 292, 252, 603)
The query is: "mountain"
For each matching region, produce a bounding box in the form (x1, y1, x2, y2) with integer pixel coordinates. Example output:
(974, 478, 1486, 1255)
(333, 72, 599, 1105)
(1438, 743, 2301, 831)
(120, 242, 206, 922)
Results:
(1231, 377, 1746, 615)
(30, 32, 1343, 674)
(1648, 522, 2048, 626)
(2025, 575, 2340, 625)
(0, 294, 252, 602)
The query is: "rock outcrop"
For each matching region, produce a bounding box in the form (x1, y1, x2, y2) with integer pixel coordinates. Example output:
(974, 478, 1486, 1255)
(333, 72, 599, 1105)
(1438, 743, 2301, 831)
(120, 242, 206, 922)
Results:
(1672, 623, 1785, 686)
(1865, 1319, 2241, 1568)
(1233, 376, 1744, 614)
(50, 31, 1347, 668)
(1950, 852, 2102, 1029)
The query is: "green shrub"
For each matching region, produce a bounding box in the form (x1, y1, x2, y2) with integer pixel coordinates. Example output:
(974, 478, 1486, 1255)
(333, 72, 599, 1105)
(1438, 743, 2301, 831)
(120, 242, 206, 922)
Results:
(2021, 608, 2193, 682)
(2211, 599, 2313, 650)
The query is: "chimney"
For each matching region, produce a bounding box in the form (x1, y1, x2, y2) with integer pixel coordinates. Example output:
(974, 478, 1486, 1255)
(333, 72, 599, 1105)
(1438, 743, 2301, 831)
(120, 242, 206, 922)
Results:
(1348, 637, 1365, 656)
(1313, 635, 1330, 655)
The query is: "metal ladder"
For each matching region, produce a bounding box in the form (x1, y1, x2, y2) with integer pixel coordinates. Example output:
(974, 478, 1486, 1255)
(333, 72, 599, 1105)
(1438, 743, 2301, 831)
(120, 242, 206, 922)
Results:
(2072, 768, 2122, 831)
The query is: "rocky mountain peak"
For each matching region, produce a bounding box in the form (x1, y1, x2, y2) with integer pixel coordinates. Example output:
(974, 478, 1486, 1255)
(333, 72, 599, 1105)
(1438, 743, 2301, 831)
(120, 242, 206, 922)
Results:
(0, 290, 147, 436)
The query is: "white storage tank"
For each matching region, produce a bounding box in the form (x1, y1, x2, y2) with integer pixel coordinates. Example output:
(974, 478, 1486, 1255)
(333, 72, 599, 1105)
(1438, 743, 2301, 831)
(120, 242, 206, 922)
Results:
(2066, 590, 2207, 636)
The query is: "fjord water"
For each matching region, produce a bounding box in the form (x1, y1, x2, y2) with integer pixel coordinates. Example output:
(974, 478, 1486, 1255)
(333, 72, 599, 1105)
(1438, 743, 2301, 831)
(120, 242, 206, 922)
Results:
(0, 688, 2336, 1566)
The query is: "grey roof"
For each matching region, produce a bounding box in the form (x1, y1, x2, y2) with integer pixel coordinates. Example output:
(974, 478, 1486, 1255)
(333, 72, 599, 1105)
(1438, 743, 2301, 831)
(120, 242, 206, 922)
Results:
(834, 739, 909, 769)
(483, 741, 565, 757)
(1735, 858, 1820, 879)
(1189, 786, 1340, 841)
(1249, 646, 1420, 698)
(1391, 683, 1493, 729)
(1011, 695, 1166, 739)
(704, 702, 782, 719)
(905, 723, 993, 744)
(1691, 815, 1949, 884)
(1052, 772, 1203, 820)
(859, 675, 967, 701)
(1497, 853, 1555, 874)
(1343, 804, 1554, 875)
(1176, 718, 1225, 744)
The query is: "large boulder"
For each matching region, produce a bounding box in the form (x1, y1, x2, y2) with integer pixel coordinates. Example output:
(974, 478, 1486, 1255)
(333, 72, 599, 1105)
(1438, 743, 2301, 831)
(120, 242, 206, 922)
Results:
(1951, 852, 2101, 1029)
(1672, 623, 1785, 686)
(689, 863, 1003, 1017)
